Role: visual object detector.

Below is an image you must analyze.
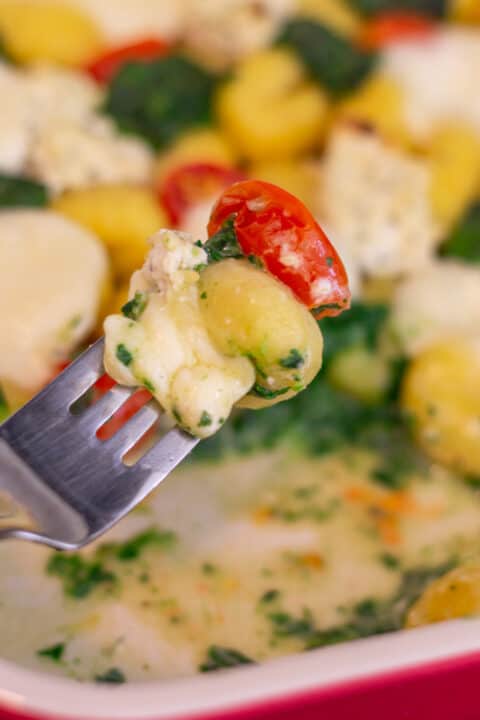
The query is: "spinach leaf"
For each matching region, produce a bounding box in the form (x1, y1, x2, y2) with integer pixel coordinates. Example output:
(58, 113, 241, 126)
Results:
(199, 645, 255, 672)
(203, 216, 244, 263)
(0, 174, 48, 208)
(441, 202, 480, 264)
(278, 19, 376, 96)
(319, 301, 389, 368)
(104, 55, 217, 149)
(346, 0, 446, 17)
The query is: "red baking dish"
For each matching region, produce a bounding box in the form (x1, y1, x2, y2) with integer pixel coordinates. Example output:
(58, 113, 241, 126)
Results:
(0, 620, 480, 720)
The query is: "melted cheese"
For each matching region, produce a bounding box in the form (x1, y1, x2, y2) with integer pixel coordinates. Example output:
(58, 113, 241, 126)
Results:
(104, 230, 255, 437)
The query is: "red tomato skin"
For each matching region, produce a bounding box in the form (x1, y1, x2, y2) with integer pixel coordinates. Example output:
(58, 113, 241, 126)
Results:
(207, 180, 351, 318)
(358, 12, 435, 50)
(86, 37, 170, 84)
(159, 163, 246, 226)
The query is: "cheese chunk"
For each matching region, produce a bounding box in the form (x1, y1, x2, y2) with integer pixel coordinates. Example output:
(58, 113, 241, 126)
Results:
(320, 126, 440, 277)
(0, 210, 108, 395)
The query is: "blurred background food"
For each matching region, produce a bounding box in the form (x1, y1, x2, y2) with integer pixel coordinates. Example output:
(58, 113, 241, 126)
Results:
(0, 0, 480, 685)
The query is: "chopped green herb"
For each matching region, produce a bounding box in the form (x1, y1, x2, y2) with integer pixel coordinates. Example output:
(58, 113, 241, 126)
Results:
(278, 19, 376, 96)
(103, 528, 177, 561)
(279, 349, 305, 369)
(380, 553, 401, 571)
(116, 343, 133, 367)
(37, 642, 65, 662)
(95, 668, 126, 684)
(172, 407, 182, 424)
(200, 291, 208, 299)
(326, 257, 334, 267)
(47, 554, 116, 599)
(199, 645, 255, 672)
(104, 55, 217, 149)
(121, 292, 147, 321)
(142, 378, 155, 393)
(464, 475, 480, 490)
(268, 608, 316, 639)
(0, 174, 48, 208)
(251, 384, 290, 399)
(194, 263, 207, 273)
(202, 562, 218, 575)
(260, 589, 281, 604)
(198, 411, 213, 427)
(0, 388, 9, 423)
(203, 216, 244, 263)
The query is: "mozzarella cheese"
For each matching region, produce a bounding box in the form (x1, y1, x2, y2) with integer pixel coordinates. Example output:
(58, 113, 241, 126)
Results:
(182, 0, 294, 69)
(320, 126, 440, 277)
(382, 28, 480, 140)
(104, 230, 255, 438)
(0, 210, 108, 394)
(391, 259, 480, 356)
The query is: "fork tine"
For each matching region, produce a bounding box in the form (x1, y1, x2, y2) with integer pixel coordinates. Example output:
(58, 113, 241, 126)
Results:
(75, 385, 133, 432)
(103, 402, 160, 457)
(49, 339, 105, 404)
(140, 426, 199, 471)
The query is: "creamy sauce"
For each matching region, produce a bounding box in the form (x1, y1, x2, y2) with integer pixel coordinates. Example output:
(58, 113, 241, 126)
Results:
(0, 449, 478, 682)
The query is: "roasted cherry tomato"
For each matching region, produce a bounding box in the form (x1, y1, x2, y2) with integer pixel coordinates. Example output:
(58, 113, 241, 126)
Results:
(86, 37, 170, 84)
(95, 381, 152, 441)
(207, 180, 350, 318)
(358, 12, 435, 50)
(159, 162, 246, 226)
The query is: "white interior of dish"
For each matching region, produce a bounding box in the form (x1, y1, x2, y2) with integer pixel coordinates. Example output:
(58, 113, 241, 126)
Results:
(0, 620, 479, 719)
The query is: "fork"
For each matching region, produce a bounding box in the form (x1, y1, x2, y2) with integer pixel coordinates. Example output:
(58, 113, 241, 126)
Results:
(0, 339, 198, 550)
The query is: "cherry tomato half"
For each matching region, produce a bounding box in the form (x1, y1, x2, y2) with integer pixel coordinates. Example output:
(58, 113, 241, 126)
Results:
(86, 37, 170, 84)
(207, 180, 350, 318)
(159, 162, 246, 226)
(358, 12, 436, 50)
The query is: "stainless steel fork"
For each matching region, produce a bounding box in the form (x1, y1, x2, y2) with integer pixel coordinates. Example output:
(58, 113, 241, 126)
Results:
(0, 339, 198, 550)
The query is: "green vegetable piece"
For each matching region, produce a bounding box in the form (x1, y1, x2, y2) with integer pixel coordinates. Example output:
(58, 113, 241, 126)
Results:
(104, 55, 217, 149)
(199, 645, 255, 672)
(198, 411, 213, 427)
(37, 643, 65, 662)
(95, 668, 126, 684)
(116, 343, 133, 367)
(279, 349, 305, 369)
(203, 216, 244, 263)
(346, 0, 446, 18)
(441, 202, 480, 264)
(268, 609, 316, 639)
(121, 292, 148, 321)
(0, 174, 48, 208)
(47, 554, 116, 599)
(278, 19, 377, 96)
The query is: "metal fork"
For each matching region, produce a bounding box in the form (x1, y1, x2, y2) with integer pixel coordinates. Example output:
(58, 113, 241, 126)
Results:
(0, 339, 198, 550)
